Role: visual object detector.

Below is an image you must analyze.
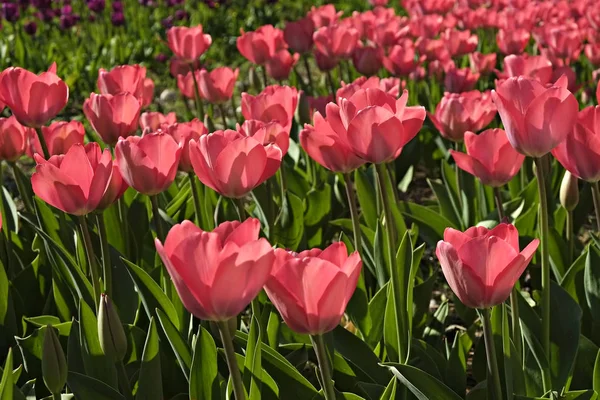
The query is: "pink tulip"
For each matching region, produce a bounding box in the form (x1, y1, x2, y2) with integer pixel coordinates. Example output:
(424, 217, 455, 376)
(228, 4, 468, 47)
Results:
(264, 242, 362, 335)
(198, 67, 239, 104)
(237, 25, 286, 65)
(189, 129, 282, 198)
(241, 85, 298, 133)
(31, 143, 114, 215)
(156, 218, 274, 321)
(313, 25, 360, 60)
(177, 69, 201, 99)
(97, 64, 146, 100)
(552, 106, 600, 182)
(0, 116, 32, 162)
(142, 78, 155, 108)
(498, 54, 553, 85)
(442, 29, 478, 58)
(284, 17, 315, 53)
(492, 76, 579, 157)
(383, 42, 424, 77)
(307, 95, 333, 116)
(337, 76, 403, 101)
(165, 119, 208, 172)
(371, 16, 409, 48)
(308, 4, 343, 28)
(167, 25, 212, 62)
(139, 112, 177, 132)
(450, 129, 525, 187)
(409, 14, 443, 38)
(436, 223, 539, 309)
(170, 58, 202, 78)
(584, 43, 600, 67)
(96, 164, 128, 210)
(266, 49, 300, 81)
(238, 120, 289, 155)
(83, 93, 141, 146)
(115, 132, 183, 195)
(444, 67, 479, 93)
(541, 25, 582, 65)
(497, 29, 531, 55)
(0, 66, 68, 128)
(29, 120, 85, 157)
(352, 45, 383, 76)
(469, 52, 497, 75)
(429, 91, 497, 142)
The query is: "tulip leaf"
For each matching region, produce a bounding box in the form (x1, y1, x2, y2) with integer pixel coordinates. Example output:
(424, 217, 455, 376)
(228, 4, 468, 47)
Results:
(409, 339, 445, 380)
(383, 363, 463, 400)
(122, 258, 180, 330)
(244, 316, 263, 399)
(593, 350, 600, 393)
(67, 371, 125, 400)
(0, 259, 16, 341)
(427, 178, 462, 230)
(365, 282, 388, 349)
(355, 168, 378, 230)
(304, 185, 331, 227)
(67, 320, 85, 376)
(571, 335, 599, 390)
(272, 192, 304, 251)
(0, 348, 13, 400)
(190, 325, 220, 400)
(378, 377, 397, 400)
(398, 201, 456, 246)
(156, 308, 191, 381)
(585, 244, 600, 324)
(444, 331, 471, 397)
(136, 317, 162, 400)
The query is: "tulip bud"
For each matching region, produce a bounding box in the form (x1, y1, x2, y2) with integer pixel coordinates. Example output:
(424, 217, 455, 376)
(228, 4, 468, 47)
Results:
(98, 294, 128, 362)
(204, 114, 216, 133)
(295, 91, 311, 125)
(560, 171, 579, 211)
(42, 325, 67, 395)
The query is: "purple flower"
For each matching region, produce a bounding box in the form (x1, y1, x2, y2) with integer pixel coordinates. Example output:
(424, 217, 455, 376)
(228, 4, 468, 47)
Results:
(111, 11, 125, 26)
(24, 20, 37, 35)
(88, 0, 105, 13)
(155, 53, 168, 63)
(174, 9, 188, 20)
(161, 15, 173, 29)
(112, 1, 123, 12)
(2, 3, 20, 22)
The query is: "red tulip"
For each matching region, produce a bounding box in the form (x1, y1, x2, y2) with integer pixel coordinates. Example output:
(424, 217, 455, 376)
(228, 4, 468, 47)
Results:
(313, 25, 360, 60)
(429, 91, 497, 142)
(83, 92, 141, 146)
(97, 64, 146, 100)
(441, 28, 478, 58)
(308, 4, 343, 28)
(409, 14, 443, 38)
(552, 106, 600, 182)
(383, 41, 424, 77)
(177, 69, 201, 99)
(332, 88, 425, 164)
(264, 242, 362, 335)
(142, 78, 155, 108)
(541, 25, 582, 65)
(0, 116, 32, 161)
(31, 143, 114, 215)
(115, 132, 183, 195)
(266, 49, 300, 81)
(96, 164, 128, 210)
(29, 120, 85, 157)
(436, 223, 539, 309)
(237, 25, 286, 65)
(284, 17, 315, 53)
(450, 129, 525, 187)
(337, 76, 403, 101)
(492, 76, 578, 157)
(498, 54, 553, 85)
(189, 129, 282, 198)
(241, 85, 298, 133)
(444, 67, 479, 93)
(167, 25, 212, 62)
(371, 16, 409, 48)
(0, 66, 68, 128)
(198, 67, 239, 104)
(139, 111, 177, 132)
(238, 119, 289, 155)
(352, 45, 383, 76)
(469, 52, 496, 75)
(156, 218, 274, 321)
(165, 119, 208, 172)
(496, 28, 530, 55)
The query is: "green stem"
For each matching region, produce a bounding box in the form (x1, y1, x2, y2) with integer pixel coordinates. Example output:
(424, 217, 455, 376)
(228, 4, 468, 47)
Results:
(217, 320, 247, 400)
(481, 308, 503, 400)
(150, 195, 165, 243)
(52, 393, 61, 400)
(78, 215, 101, 310)
(493, 187, 505, 221)
(533, 157, 551, 371)
(230, 95, 238, 120)
(117, 197, 130, 258)
(96, 213, 112, 297)
(375, 164, 397, 252)
(567, 210, 574, 265)
(0, 163, 13, 273)
(343, 173, 362, 256)
(302, 56, 314, 93)
(326, 70, 337, 100)
(591, 182, 600, 232)
(117, 361, 133, 400)
(9, 162, 33, 214)
(188, 173, 203, 226)
(455, 142, 464, 209)
(234, 198, 247, 220)
(261, 65, 269, 89)
(181, 93, 194, 121)
(189, 66, 205, 119)
(218, 103, 228, 129)
(35, 126, 50, 160)
(310, 334, 336, 400)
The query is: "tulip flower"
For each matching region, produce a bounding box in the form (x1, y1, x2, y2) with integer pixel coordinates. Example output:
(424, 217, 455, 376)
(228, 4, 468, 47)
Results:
(308, 4, 342, 28)
(29, 120, 85, 157)
(97, 64, 146, 100)
(115, 132, 183, 195)
(370, 16, 408, 48)
(264, 242, 362, 335)
(429, 91, 496, 142)
(492, 76, 578, 157)
(313, 25, 360, 60)
(238, 119, 289, 155)
(497, 28, 530, 55)
(337, 76, 403, 100)
(142, 77, 155, 107)
(436, 223, 539, 309)
(0, 116, 33, 162)
(84, 92, 141, 146)
(189, 129, 282, 198)
(442, 28, 478, 58)
(307, 95, 333, 117)
(552, 106, 600, 182)
(0, 66, 69, 128)
(498, 54, 553, 85)
(177, 69, 201, 99)
(409, 14, 443, 38)
(165, 119, 208, 172)
(170, 57, 202, 78)
(198, 67, 239, 104)
(241, 85, 298, 133)
(96, 164, 128, 210)
(469, 52, 496, 75)
(139, 111, 177, 132)
(352, 45, 383, 76)
(237, 25, 286, 65)
(155, 218, 274, 321)
(31, 143, 114, 215)
(450, 129, 525, 187)
(167, 25, 212, 61)
(542, 25, 582, 65)
(266, 49, 300, 81)
(284, 17, 315, 54)
(383, 42, 424, 77)
(444, 67, 479, 93)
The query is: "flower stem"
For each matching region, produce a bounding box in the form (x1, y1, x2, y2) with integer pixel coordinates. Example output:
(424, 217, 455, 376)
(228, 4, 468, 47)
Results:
(493, 187, 505, 221)
(150, 195, 165, 243)
(302, 56, 314, 93)
(217, 320, 247, 400)
(481, 308, 503, 400)
(230, 95, 238, 120)
(310, 334, 336, 400)
(52, 393, 61, 400)
(326, 70, 337, 100)
(189, 66, 205, 119)
(533, 157, 550, 366)
(96, 213, 112, 297)
(78, 215, 101, 310)
(116, 360, 133, 400)
(343, 173, 362, 257)
(218, 103, 228, 129)
(261, 66, 269, 89)
(0, 163, 13, 272)
(9, 162, 33, 214)
(566, 210, 574, 265)
(234, 198, 247, 221)
(375, 164, 397, 254)
(591, 182, 600, 232)
(35, 126, 50, 160)
(188, 173, 203, 227)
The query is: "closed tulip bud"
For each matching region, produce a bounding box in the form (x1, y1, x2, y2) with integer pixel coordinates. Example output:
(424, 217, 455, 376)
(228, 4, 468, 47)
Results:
(42, 325, 67, 395)
(560, 171, 579, 211)
(98, 294, 127, 362)
(295, 91, 311, 125)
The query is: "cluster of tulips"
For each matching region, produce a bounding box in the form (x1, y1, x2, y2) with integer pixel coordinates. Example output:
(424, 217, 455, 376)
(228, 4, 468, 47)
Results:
(1, 0, 600, 398)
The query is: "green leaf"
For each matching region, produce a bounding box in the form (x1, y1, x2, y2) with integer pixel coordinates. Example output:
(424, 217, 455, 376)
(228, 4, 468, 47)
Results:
(428, 179, 462, 229)
(136, 318, 162, 400)
(304, 185, 331, 226)
(0, 348, 13, 400)
(67, 371, 125, 400)
(378, 378, 397, 400)
(445, 332, 471, 397)
(384, 363, 463, 400)
(272, 192, 304, 251)
(365, 283, 388, 349)
(585, 244, 600, 324)
(156, 308, 192, 381)
(398, 201, 456, 246)
(355, 168, 378, 230)
(190, 326, 220, 400)
(244, 316, 263, 399)
(593, 350, 600, 393)
(122, 258, 180, 330)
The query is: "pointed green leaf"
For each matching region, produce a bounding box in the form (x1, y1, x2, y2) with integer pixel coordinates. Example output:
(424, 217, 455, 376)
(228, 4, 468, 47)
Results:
(0, 348, 13, 400)
(190, 326, 220, 400)
(384, 363, 463, 400)
(136, 318, 162, 400)
(156, 308, 191, 381)
(67, 371, 125, 400)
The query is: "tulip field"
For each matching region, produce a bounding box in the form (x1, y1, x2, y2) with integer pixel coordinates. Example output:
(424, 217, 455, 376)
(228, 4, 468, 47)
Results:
(2, 0, 600, 399)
